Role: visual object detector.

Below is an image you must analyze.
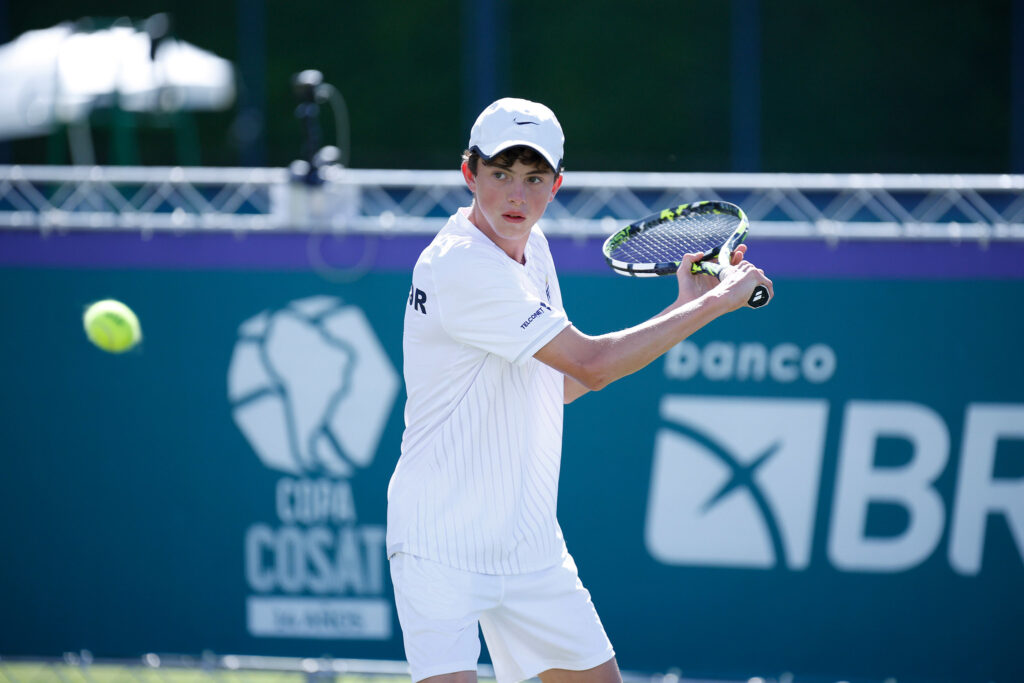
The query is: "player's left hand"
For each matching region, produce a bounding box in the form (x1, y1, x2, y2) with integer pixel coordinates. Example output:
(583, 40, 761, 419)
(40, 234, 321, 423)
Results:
(674, 244, 747, 304)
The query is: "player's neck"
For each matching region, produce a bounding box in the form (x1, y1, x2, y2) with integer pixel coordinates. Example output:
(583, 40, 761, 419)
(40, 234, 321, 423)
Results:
(467, 205, 529, 264)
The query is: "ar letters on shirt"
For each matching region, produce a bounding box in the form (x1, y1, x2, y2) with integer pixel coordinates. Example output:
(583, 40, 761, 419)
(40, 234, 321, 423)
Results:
(408, 286, 427, 315)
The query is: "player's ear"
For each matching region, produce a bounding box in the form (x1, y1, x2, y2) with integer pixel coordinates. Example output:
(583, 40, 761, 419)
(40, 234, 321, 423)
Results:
(549, 173, 563, 201)
(461, 161, 476, 193)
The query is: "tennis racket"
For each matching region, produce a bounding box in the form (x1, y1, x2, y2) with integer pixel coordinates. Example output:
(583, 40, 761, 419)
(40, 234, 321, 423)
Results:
(602, 200, 770, 308)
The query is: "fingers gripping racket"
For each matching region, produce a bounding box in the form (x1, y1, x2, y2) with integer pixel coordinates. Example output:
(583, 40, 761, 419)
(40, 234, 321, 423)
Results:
(602, 200, 770, 308)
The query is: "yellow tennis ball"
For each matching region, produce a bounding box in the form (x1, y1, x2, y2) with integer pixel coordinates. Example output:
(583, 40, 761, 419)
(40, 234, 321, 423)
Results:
(83, 299, 142, 353)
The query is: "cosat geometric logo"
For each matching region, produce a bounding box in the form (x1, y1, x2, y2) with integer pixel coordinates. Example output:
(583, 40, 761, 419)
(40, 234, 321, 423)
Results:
(228, 295, 398, 476)
(645, 395, 829, 570)
(227, 295, 399, 640)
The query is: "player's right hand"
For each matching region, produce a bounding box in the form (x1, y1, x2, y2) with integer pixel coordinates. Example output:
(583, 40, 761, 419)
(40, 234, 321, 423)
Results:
(718, 259, 774, 310)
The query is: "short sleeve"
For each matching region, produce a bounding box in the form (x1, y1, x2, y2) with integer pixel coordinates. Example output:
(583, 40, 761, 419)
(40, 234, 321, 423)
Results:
(433, 246, 569, 365)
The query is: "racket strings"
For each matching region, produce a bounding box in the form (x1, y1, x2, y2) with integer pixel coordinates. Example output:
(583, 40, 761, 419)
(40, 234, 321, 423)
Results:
(608, 211, 739, 264)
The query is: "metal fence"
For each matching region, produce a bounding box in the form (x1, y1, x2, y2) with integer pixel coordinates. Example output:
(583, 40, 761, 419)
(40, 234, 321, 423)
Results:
(0, 164, 1022, 242)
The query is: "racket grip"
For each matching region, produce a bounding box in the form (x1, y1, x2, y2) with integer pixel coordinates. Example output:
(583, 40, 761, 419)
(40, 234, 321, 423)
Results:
(748, 285, 770, 308)
(694, 262, 770, 308)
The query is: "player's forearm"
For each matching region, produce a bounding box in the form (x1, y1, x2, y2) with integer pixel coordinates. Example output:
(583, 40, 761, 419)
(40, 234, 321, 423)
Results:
(570, 290, 730, 390)
(656, 288, 701, 317)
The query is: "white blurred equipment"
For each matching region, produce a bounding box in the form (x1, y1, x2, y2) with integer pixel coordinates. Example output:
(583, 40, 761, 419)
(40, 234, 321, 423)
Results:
(0, 15, 235, 149)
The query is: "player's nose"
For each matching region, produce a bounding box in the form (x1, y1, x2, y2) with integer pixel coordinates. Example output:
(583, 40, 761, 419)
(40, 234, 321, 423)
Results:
(508, 180, 526, 203)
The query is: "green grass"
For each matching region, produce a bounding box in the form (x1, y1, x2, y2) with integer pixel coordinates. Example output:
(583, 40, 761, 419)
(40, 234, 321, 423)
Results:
(0, 662, 503, 683)
(0, 664, 414, 683)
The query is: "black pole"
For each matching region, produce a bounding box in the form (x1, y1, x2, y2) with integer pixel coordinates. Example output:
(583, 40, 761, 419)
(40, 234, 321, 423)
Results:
(731, 0, 762, 172)
(1012, 0, 1023, 173)
(292, 69, 323, 185)
(236, 0, 267, 166)
(461, 0, 502, 139)
(0, 0, 10, 163)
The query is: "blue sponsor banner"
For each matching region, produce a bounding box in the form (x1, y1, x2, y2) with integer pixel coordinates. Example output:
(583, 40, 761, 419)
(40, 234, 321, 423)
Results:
(0, 230, 1022, 682)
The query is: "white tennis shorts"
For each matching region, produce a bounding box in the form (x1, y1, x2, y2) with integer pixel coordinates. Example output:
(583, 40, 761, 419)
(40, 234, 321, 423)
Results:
(389, 551, 615, 683)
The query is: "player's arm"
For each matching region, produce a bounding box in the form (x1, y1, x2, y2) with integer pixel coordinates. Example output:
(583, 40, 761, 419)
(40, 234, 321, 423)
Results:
(564, 374, 590, 404)
(542, 253, 771, 398)
(542, 293, 726, 397)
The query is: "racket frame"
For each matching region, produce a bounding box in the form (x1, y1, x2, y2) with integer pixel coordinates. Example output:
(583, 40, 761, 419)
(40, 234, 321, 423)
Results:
(602, 200, 749, 277)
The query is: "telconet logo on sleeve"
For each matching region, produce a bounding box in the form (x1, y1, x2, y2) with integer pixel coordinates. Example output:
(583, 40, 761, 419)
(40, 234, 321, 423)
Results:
(520, 301, 552, 330)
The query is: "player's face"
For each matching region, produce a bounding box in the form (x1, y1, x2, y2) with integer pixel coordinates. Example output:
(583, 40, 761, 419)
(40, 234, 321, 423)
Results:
(463, 159, 563, 248)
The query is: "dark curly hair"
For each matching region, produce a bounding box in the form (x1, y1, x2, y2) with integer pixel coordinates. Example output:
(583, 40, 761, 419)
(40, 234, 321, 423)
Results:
(461, 145, 562, 176)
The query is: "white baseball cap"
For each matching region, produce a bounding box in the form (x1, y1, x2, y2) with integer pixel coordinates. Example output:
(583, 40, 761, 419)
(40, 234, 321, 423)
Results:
(468, 97, 564, 173)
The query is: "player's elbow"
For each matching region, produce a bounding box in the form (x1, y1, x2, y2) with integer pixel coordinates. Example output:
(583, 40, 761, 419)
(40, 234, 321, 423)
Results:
(570, 340, 622, 391)
(538, 327, 618, 393)
(573, 361, 614, 392)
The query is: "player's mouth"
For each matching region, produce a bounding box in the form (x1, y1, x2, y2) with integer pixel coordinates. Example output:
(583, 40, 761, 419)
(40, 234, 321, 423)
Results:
(502, 211, 526, 223)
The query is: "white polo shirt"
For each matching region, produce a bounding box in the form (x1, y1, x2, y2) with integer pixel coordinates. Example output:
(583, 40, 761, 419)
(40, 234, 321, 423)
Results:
(387, 207, 571, 575)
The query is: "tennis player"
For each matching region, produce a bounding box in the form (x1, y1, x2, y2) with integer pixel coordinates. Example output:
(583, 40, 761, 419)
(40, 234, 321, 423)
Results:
(387, 98, 773, 683)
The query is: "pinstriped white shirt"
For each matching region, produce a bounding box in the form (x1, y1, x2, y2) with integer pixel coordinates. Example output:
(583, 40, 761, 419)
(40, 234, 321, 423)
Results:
(387, 207, 571, 574)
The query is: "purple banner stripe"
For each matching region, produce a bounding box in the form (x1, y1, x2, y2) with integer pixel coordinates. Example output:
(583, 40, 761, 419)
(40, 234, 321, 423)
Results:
(1, 230, 1023, 279)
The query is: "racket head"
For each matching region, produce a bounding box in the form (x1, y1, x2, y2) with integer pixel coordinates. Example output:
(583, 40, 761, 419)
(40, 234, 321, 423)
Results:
(603, 200, 749, 277)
